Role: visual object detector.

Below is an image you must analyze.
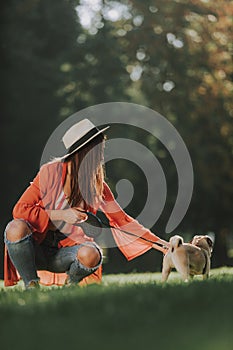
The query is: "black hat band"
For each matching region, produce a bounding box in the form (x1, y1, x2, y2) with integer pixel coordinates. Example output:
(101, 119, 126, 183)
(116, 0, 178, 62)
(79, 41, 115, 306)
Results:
(68, 127, 101, 154)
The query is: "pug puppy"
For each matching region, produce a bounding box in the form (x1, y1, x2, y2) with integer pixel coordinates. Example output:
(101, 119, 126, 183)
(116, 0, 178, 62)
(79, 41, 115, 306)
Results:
(162, 235, 213, 282)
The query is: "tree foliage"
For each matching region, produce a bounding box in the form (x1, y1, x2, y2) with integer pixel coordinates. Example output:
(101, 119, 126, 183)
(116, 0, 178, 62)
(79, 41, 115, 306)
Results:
(122, 0, 233, 265)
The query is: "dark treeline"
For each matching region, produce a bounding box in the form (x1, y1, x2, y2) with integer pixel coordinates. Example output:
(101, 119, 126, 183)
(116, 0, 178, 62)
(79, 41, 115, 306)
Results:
(1, 0, 233, 278)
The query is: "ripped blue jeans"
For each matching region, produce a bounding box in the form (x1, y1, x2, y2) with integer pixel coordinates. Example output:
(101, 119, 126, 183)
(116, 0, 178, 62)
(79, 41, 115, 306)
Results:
(4, 220, 103, 288)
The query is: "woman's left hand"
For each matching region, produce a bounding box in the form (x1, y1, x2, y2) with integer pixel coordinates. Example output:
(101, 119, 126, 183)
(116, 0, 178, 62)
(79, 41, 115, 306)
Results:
(72, 207, 88, 223)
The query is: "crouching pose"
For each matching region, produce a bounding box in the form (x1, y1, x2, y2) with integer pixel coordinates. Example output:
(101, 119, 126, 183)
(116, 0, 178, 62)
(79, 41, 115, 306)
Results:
(4, 119, 169, 288)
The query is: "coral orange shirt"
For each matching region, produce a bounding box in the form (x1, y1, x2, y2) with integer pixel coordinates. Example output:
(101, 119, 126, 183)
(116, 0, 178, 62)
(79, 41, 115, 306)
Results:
(4, 161, 160, 286)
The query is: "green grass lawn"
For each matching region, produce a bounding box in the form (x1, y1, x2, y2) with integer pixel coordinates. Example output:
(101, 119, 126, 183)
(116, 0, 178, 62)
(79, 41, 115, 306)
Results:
(1, 267, 233, 350)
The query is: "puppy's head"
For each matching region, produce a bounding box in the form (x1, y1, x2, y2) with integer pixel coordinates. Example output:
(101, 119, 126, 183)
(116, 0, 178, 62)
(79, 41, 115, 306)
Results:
(191, 235, 214, 255)
(169, 235, 184, 252)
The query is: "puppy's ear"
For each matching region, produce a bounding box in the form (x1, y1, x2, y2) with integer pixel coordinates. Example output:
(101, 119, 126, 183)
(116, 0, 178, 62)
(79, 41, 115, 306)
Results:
(189, 235, 197, 244)
(206, 236, 213, 248)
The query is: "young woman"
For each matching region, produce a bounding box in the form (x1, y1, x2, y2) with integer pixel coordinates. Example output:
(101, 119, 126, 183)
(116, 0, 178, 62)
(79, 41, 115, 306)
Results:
(4, 119, 169, 288)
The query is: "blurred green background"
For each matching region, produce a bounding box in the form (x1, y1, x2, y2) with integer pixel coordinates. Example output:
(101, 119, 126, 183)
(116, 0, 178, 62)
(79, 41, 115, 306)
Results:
(1, 0, 233, 279)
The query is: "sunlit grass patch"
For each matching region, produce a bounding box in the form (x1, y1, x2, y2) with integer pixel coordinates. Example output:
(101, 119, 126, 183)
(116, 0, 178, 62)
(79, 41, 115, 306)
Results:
(0, 267, 233, 350)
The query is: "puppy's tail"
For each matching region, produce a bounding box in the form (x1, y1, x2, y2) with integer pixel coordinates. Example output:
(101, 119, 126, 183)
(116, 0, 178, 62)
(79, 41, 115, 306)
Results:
(171, 235, 183, 253)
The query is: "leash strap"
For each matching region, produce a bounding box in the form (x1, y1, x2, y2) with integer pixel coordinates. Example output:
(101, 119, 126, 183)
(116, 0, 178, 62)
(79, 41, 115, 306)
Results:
(76, 211, 166, 251)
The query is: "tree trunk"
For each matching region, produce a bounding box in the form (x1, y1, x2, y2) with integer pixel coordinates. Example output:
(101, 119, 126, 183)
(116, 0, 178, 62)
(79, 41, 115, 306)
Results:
(212, 229, 232, 268)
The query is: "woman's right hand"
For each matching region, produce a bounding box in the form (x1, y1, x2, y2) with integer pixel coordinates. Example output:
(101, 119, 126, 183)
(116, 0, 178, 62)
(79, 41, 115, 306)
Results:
(62, 208, 88, 225)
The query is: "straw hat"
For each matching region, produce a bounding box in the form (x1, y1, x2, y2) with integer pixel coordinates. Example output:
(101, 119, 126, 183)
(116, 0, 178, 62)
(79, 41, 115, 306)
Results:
(60, 119, 109, 159)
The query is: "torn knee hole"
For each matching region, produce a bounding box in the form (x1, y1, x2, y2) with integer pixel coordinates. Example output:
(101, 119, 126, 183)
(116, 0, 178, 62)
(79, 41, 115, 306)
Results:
(77, 245, 101, 268)
(5, 219, 31, 242)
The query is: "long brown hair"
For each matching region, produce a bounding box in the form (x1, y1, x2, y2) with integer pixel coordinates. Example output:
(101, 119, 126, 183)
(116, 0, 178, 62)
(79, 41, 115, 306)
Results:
(65, 133, 105, 210)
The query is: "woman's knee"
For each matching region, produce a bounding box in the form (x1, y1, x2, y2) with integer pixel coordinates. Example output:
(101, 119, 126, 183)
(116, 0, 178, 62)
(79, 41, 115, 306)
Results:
(77, 245, 101, 268)
(5, 219, 31, 242)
